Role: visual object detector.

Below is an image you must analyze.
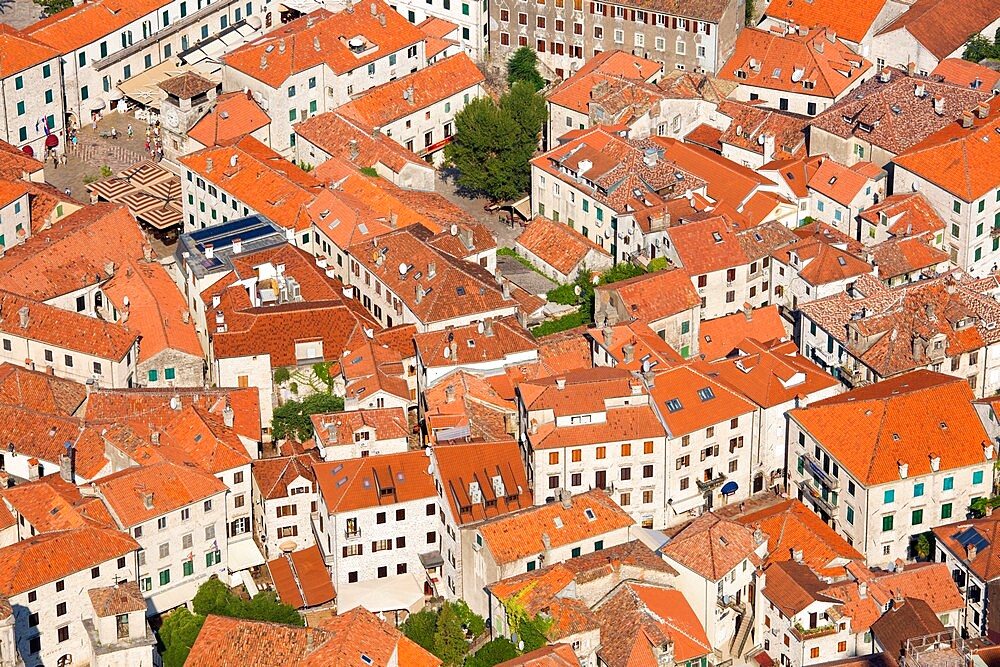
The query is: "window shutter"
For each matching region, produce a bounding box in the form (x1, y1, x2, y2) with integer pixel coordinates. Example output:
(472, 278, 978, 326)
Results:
(342, 546, 348, 558)
(671, 16, 677, 29)
(705, 22, 711, 35)
(602, 4, 608, 16)
(590, 1, 594, 12)
(629, 9, 635, 20)
(647, 11, 654, 24)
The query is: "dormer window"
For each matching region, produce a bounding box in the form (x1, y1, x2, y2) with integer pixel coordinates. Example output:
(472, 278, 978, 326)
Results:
(736, 69, 747, 79)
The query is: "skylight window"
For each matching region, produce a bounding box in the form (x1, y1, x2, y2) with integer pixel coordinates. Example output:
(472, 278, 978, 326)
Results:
(666, 398, 683, 412)
(712, 232, 723, 243)
(697, 387, 715, 401)
(772, 68, 781, 78)
(554, 516, 564, 528)
(456, 286, 466, 296)
(467, 339, 476, 348)
(837, 257, 847, 266)
(584, 508, 596, 521)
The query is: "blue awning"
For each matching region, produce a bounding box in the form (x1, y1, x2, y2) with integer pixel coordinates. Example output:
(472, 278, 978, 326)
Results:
(721, 481, 739, 496)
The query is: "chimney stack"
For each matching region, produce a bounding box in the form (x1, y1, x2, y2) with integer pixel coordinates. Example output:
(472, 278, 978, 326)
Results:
(449, 339, 458, 360)
(204, 244, 214, 259)
(27, 458, 40, 482)
(602, 326, 613, 347)
(898, 460, 908, 479)
(929, 453, 941, 471)
(59, 450, 74, 484)
(206, 157, 214, 173)
(555, 377, 566, 390)
(792, 548, 803, 563)
(445, 384, 455, 403)
(962, 111, 974, 128)
(143, 244, 153, 262)
(484, 318, 493, 336)
(18, 306, 30, 329)
(349, 139, 360, 160)
(561, 489, 572, 509)
(151, 431, 160, 445)
(223, 402, 234, 428)
(975, 103, 989, 119)
(623, 343, 635, 364)
(743, 303, 753, 321)
(906, 62, 916, 77)
(378, 12, 386, 26)
(968, 543, 978, 560)
(142, 491, 154, 510)
(314, 35, 321, 52)
(232, 237, 243, 254)
(427, 261, 436, 279)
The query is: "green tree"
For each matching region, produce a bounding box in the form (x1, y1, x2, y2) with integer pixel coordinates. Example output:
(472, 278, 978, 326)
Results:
(745, 0, 755, 25)
(451, 599, 486, 637)
(312, 361, 335, 391)
(963, 30, 1000, 62)
(32, 0, 72, 16)
(465, 638, 520, 667)
(914, 532, 933, 560)
(502, 81, 547, 193)
(192, 577, 239, 617)
(507, 46, 546, 90)
(445, 97, 525, 202)
(159, 607, 206, 667)
(271, 393, 344, 440)
(403, 608, 439, 651)
(273, 367, 291, 384)
(244, 591, 304, 625)
(433, 602, 469, 666)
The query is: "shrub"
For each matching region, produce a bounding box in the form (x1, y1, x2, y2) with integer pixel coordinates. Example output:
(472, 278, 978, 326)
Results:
(273, 367, 291, 384)
(465, 639, 520, 667)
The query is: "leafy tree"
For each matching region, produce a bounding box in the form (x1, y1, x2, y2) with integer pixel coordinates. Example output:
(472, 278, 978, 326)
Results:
(32, 0, 72, 16)
(963, 30, 1000, 62)
(745, 0, 755, 26)
(192, 577, 239, 617)
(599, 262, 646, 285)
(403, 608, 439, 651)
(273, 367, 291, 384)
(159, 607, 206, 667)
(646, 257, 669, 272)
(465, 638, 520, 667)
(507, 47, 545, 90)
(312, 361, 335, 390)
(451, 599, 486, 637)
(445, 97, 525, 202)
(914, 532, 933, 560)
(433, 602, 469, 666)
(271, 393, 344, 441)
(244, 591, 304, 625)
(502, 82, 547, 189)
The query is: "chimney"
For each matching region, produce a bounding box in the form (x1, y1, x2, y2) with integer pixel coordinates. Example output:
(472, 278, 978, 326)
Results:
(906, 62, 915, 77)
(306, 15, 315, 27)
(858, 582, 867, 598)
(445, 384, 455, 403)
(27, 459, 40, 482)
(172, 394, 182, 410)
(278, 38, 286, 54)
(791, 548, 803, 563)
(389, 211, 398, 228)
(962, 111, 974, 128)
(914, 82, 925, 98)
(826, 29, 836, 43)
(204, 244, 214, 259)
(406, 86, 415, 105)
(561, 489, 572, 509)
(987, 504, 994, 517)
(59, 450, 74, 484)
(484, 318, 494, 336)
(898, 460, 908, 479)
(349, 139, 360, 160)
(370, 2, 377, 15)
(501, 279, 511, 300)
(623, 343, 635, 364)
(643, 369, 655, 387)
(223, 402, 234, 428)
(743, 303, 753, 321)
(975, 103, 989, 119)
(968, 543, 978, 560)
(762, 134, 775, 163)
(459, 226, 474, 250)
(427, 262, 436, 279)
(142, 491, 154, 510)
(602, 326, 613, 347)
(879, 68, 891, 83)
(151, 431, 160, 445)
(260, 54, 267, 69)
(206, 157, 214, 173)
(378, 12, 386, 26)
(985, 442, 995, 460)
(449, 340, 458, 360)
(555, 377, 566, 390)
(541, 532, 551, 550)
(929, 453, 941, 471)
(182, 310, 190, 324)
(143, 244, 153, 262)
(415, 284, 425, 304)
(232, 238, 243, 254)
(630, 382, 643, 396)
(933, 96, 944, 115)
(18, 306, 29, 329)
(313, 35, 321, 52)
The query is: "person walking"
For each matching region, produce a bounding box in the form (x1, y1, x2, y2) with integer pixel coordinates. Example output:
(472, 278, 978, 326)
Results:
(127, 124, 133, 139)
(51, 152, 58, 170)
(111, 127, 117, 140)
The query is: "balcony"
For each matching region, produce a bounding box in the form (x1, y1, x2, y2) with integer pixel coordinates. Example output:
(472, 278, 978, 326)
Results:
(791, 623, 838, 642)
(698, 473, 727, 492)
(799, 480, 837, 515)
(838, 364, 871, 389)
(802, 452, 839, 490)
(344, 527, 362, 541)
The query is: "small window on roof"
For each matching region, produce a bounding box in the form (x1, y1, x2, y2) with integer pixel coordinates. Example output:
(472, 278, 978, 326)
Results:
(697, 387, 715, 401)
(584, 508, 596, 521)
(467, 339, 476, 348)
(666, 398, 683, 412)
(772, 68, 781, 78)
(712, 232, 723, 243)
(553, 516, 564, 528)
(457, 286, 466, 296)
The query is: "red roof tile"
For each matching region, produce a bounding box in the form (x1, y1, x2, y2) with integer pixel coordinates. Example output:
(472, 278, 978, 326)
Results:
(94, 460, 228, 526)
(432, 441, 532, 525)
(497, 644, 582, 667)
(414, 315, 536, 367)
(763, 0, 887, 43)
(252, 452, 320, 501)
(932, 59, 1000, 91)
(297, 112, 428, 176)
(877, 0, 1000, 60)
(267, 545, 335, 609)
(188, 92, 271, 147)
(595, 268, 699, 324)
(311, 406, 408, 446)
(87, 580, 146, 617)
(0, 362, 87, 415)
(933, 516, 1000, 582)
(314, 450, 435, 513)
(0, 24, 60, 77)
(26, 0, 171, 53)
(515, 216, 611, 276)
(662, 512, 764, 580)
(0, 139, 44, 181)
(698, 305, 787, 361)
(648, 365, 756, 437)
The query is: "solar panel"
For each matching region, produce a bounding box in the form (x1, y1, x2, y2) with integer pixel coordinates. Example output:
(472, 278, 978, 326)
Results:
(954, 527, 990, 552)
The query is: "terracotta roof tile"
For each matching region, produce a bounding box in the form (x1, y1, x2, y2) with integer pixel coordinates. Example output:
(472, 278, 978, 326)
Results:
(515, 217, 611, 276)
(188, 92, 271, 147)
(808, 158, 880, 206)
(858, 192, 945, 238)
(314, 450, 435, 513)
(762, 560, 839, 617)
(596, 268, 699, 324)
(432, 441, 532, 525)
(870, 598, 944, 666)
(414, 315, 536, 367)
(0, 139, 44, 181)
(662, 512, 764, 580)
(789, 371, 989, 485)
(222, 5, 426, 87)
(0, 362, 87, 415)
(94, 460, 228, 526)
(158, 72, 216, 99)
(647, 365, 755, 437)
(518, 366, 639, 415)
(1, 475, 116, 533)
(870, 236, 950, 280)
(297, 112, 428, 176)
(763, 0, 887, 43)
(719, 28, 871, 99)
(877, 0, 1000, 60)
(267, 544, 335, 609)
(424, 371, 516, 444)
(932, 59, 1000, 91)
(26, 0, 171, 53)
(0, 527, 138, 596)
(311, 406, 408, 446)
(531, 405, 666, 450)
(497, 644, 582, 667)
(186, 615, 334, 666)
(252, 452, 320, 501)
(717, 101, 808, 160)
(478, 489, 634, 564)
(0, 24, 60, 78)
(698, 305, 787, 361)
(933, 516, 1000, 582)
(668, 214, 751, 276)
(337, 53, 483, 128)
(87, 581, 146, 617)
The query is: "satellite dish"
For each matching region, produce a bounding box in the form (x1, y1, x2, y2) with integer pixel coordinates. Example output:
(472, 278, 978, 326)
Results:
(642, 359, 651, 372)
(477, 322, 484, 333)
(123, 296, 130, 307)
(230, 155, 238, 167)
(604, 228, 612, 239)
(444, 347, 451, 359)
(736, 125, 743, 135)
(169, 397, 180, 410)
(450, 224, 459, 236)
(399, 262, 408, 275)
(791, 68, 804, 83)
(574, 285, 582, 296)
(402, 89, 410, 100)
(758, 134, 766, 145)
(427, 463, 434, 475)
(749, 58, 757, 69)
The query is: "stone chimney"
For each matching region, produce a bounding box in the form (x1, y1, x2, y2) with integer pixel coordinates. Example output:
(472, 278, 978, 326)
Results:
(968, 543, 978, 560)
(143, 244, 153, 262)
(643, 369, 655, 387)
(743, 303, 753, 321)
(761, 134, 775, 163)
(602, 326, 613, 347)
(791, 548, 803, 563)
(349, 139, 360, 160)
(987, 504, 994, 518)
(27, 459, 40, 482)
(278, 38, 286, 54)
(18, 306, 29, 329)
(204, 244, 214, 259)
(484, 318, 494, 336)
(313, 35, 321, 52)
(223, 402, 234, 428)
(378, 12, 386, 26)
(59, 450, 74, 484)
(858, 582, 868, 598)
(449, 340, 458, 360)
(898, 460, 908, 478)
(406, 86, 415, 106)
(541, 532, 551, 550)
(151, 431, 160, 445)
(142, 491, 154, 510)
(906, 62, 915, 77)
(962, 112, 974, 128)
(622, 343, 635, 364)
(206, 157, 214, 173)
(427, 262, 436, 280)
(929, 453, 941, 471)
(555, 377, 566, 390)
(231, 237, 243, 254)
(975, 103, 989, 119)
(261, 54, 268, 69)
(459, 226, 474, 250)
(933, 96, 944, 115)
(445, 384, 455, 403)
(415, 284, 425, 304)
(561, 489, 572, 509)
(501, 279, 511, 300)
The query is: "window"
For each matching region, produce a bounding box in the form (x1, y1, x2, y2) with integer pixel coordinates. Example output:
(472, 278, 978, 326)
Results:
(148, 369, 158, 382)
(164, 367, 175, 380)
(58, 626, 69, 643)
(941, 503, 953, 520)
(846, 506, 854, 524)
(953, 200, 962, 214)
(974, 470, 985, 485)
(914, 482, 924, 497)
(57, 602, 67, 616)
(943, 477, 954, 491)
(29, 635, 41, 654)
(64, 355, 73, 368)
(159, 569, 171, 586)
(912, 509, 923, 525)
(204, 499, 213, 512)
(56, 579, 65, 592)
(159, 543, 169, 558)
(183, 560, 194, 576)
(377, 512, 386, 524)
(572, 449, 582, 462)
(594, 540, 604, 551)
(596, 446, 606, 459)
(811, 649, 820, 659)
(882, 515, 894, 532)
(643, 464, 653, 478)
(29, 612, 39, 627)
(883, 489, 894, 504)
(620, 467, 631, 481)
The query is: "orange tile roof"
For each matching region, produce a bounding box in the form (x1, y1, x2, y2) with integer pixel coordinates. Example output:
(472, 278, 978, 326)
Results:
(222, 5, 426, 88)
(515, 216, 611, 276)
(337, 53, 483, 128)
(314, 450, 435, 513)
(497, 644, 582, 667)
(0, 362, 87, 415)
(718, 28, 871, 99)
(0, 203, 147, 302)
(0, 179, 29, 211)
(667, 214, 751, 276)
(717, 101, 808, 160)
(648, 365, 756, 437)
(530, 405, 666, 450)
(252, 452, 321, 501)
(763, 0, 887, 43)
(188, 92, 271, 148)
(88, 580, 146, 617)
(267, 545, 335, 609)
(478, 489, 634, 564)
(155, 406, 252, 474)
(432, 441, 532, 525)
(414, 315, 536, 367)
(662, 512, 764, 580)
(775, 224, 873, 287)
(808, 157, 879, 205)
(0, 139, 43, 181)
(0, 24, 60, 77)
(179, 136, 323, 231)
(297, 112, 428, 176)
(698, 305, 787, 361)
(94, 460, 228, 526)
(0, 290, 138, 361)
(737, 498, 863, 579)
(858, 192, 945, 239)
(26, 0, 171, 53)
(84, 386, 261, 444)
(704, 338, 839, 408)
(788, 371, 990, 486)
(591, 320, 684, 371)
(0, 526, 138, 596)
(810, 69, 991, 156)
(685, 123, 725, 152)
(311, 406, 408, 447)
(933, 516, 1000, 582)
(102, 259, 202, 362)
(932, 59, 1000, 91)
(761, 560, 838, 617)
(877, 0, 1000, 60)
(424, 371, 516, 444)
(893, 99, 1000, 201)
(870, 237, 950, 280)
(418, 16, 458, 39)
(1, 475, 116, 533)
(594, 583, 711, 667)
(518, 366, 640, 415)
(596, 268, 699, 324)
